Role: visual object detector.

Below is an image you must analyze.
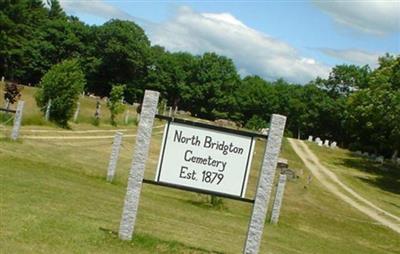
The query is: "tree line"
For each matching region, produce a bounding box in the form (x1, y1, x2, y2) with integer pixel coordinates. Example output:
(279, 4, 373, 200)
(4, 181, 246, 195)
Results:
(1, 0, 399, 159)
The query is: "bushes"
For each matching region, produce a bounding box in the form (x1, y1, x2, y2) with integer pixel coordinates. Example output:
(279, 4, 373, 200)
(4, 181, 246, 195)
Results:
(36, 59, 85, 127)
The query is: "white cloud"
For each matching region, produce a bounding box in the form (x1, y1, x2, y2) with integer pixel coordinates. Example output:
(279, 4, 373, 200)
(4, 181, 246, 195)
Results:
(313, 1, 400, 35)
(318, 48, 383, 67)
(58, 0, 134, 20)
(148, 7, 329, 84)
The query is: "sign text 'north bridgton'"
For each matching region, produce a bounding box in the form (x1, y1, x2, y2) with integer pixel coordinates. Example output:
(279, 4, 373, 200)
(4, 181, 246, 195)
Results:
(156, 122, 255, 197)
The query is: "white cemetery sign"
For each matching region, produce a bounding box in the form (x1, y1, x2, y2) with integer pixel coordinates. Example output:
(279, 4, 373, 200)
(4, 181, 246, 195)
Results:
(155, 122, 255, 197)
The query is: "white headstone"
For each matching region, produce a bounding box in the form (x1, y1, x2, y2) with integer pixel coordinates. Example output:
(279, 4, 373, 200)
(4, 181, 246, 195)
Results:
(308, 135, 313, 142)
(119, 90, 159, 241)
(107, 132, 123, 182)
(11, 101, 24, 141)
(324, 139, 329, 147)
(1, 76, 4, 82)
(318, 140, 323, 146)
(330, 141, 337, 149)
(244, 114, 286, 253)
(270, 174, 287, 224)
(375, 156, 384, 164)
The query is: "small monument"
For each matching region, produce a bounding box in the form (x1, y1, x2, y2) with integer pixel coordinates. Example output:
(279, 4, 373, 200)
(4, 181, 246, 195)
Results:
(324, 139, 329, 147)
(308, 135, 313, 142)
(330, 141, 337, 149)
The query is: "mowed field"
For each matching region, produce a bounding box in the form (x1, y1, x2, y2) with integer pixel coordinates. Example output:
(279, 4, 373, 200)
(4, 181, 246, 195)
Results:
(1, 85, 399, 253)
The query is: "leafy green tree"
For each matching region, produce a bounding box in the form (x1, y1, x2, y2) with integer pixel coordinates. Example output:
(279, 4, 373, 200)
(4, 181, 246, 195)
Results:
(36, 59, 85, 127)
(191, 52, 240, 119)
(107, 84, 126, 126)
(89, 19, 151, 102)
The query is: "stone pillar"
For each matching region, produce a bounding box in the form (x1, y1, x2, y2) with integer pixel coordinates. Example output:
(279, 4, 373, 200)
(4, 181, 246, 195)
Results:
(45, 99, 52, 121)
(107, 132, 123, 182)
(73, 102, 80, 122)
(243, 114, 286, 254)
(124, 110, 130, 125)
(270, 174, 287, 224)
(119, 90, 159, 241)
(11, 100, 24, 141)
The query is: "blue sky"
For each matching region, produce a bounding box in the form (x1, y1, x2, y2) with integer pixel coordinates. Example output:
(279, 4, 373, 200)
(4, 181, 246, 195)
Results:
(59, 0, 400, 84)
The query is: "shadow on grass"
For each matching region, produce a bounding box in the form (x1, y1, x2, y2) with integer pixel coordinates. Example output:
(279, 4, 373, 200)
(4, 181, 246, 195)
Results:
(100, 227, 223, 253)
(337, 155, 400, 195)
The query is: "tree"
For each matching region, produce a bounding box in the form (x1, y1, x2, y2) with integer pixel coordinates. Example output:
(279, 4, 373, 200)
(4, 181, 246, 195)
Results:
(107, 84, 125, 126)
(191, 52, 240, 119)
(36, 59, 85, 127)
(89, 19, 151, 102)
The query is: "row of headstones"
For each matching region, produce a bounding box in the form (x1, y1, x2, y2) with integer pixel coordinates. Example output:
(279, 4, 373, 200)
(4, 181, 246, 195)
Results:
(353, 151, 388, 164)
(308, 135, 337, 149)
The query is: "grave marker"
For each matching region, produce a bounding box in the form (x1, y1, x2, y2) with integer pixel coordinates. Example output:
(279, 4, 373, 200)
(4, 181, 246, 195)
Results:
(308, 135, 313, 142)
(45, 99, 52, 121)
(73, 102, 80, 122)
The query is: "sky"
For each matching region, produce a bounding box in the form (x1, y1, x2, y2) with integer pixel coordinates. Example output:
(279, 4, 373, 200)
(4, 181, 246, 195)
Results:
(57, 0, 400, 84)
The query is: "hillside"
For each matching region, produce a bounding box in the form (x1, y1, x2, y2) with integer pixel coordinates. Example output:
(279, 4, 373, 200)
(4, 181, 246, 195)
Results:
(1, 86, 399, 253)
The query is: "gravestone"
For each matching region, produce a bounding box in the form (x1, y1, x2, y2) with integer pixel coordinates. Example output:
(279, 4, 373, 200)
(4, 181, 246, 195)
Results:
(119, 90, 159, 241)
(362, 152, 369, 157)
(244, 114, 286, 253)
(11, 100, 24, 140)
(308, 135, 313, 142)
(168, 106, 172, 117)
(330, 141, 337, 149)
(355, 150, 362, 155)
(73, 102, 80, 122)
(324, 139, 329, 147)
(107, 132, 123, 182)
(315, 137, 321, 144)
(1, 76, 4, 82)
(270, 174, 287, 224)
(375, 156, 384, 164)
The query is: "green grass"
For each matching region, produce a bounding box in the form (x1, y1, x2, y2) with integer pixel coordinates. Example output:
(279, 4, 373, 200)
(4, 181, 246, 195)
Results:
(1, 134, 399, 253)
(306, 142, 400, 218)
(1, 84, 399, 253)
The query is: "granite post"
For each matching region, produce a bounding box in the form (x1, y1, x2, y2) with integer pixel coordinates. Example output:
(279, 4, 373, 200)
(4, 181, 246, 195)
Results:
(73, 102, 80, 122)
(270, 174, 287, 224)
(124, 110, 130, 125)
(11, 100, 24, 141)
(45, 99, 52, 121)
(243, 114, 286, 254)
(106, 132, 123, 182)
(119, 90, 159, 240)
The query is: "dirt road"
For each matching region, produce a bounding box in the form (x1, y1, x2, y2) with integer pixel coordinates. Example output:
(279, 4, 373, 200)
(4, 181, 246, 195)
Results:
(288, 138, 400, 234)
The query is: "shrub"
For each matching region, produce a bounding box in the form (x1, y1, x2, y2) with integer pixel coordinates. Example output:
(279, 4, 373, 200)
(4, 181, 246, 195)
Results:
(107, 84, 125, 126)
(36, 59, 85, 127)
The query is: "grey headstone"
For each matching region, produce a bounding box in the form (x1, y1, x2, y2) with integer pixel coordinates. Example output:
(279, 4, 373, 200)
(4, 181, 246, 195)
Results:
(270, 174, 287, 224)
(362, 152, 369, 157)
(11, 100, 24, 141)
(375, 156, 384, 164)
(107, 132, 123, 182)
(307, 135, 313, 142)
(45, 99, 52, 121)
(119, 90, 159, 241)
(243, 114, 286, 254)
(355, 150, 362, 155)
(168, 106, 172, 117)
(73, 102, 80, 122)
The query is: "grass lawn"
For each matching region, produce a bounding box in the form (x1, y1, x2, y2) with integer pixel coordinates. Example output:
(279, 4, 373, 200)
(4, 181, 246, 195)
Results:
(1, 84, 399, 253)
